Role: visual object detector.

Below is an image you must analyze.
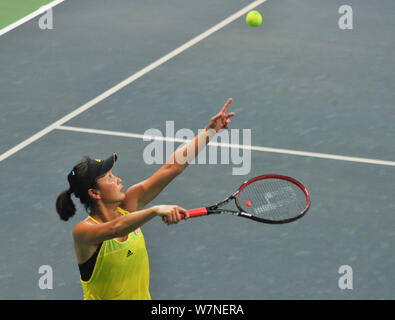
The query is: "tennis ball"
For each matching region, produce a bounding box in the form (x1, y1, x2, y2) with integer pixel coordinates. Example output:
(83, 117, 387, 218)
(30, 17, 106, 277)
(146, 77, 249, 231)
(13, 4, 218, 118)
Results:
(246, 10, 262, 27)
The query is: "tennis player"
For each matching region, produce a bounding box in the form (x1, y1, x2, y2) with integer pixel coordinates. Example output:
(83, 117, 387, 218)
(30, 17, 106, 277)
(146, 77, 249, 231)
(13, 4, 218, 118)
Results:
(55, 98, 235, 300)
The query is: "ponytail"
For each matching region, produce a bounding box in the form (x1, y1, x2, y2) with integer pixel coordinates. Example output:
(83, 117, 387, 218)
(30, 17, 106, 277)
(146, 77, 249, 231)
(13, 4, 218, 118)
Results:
(56, 156, 98, 221)
(56, 189, 76, 221)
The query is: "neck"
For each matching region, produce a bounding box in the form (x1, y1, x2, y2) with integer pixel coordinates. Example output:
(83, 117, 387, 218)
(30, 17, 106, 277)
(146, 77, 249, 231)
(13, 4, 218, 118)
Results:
(90, 201, 122, 223)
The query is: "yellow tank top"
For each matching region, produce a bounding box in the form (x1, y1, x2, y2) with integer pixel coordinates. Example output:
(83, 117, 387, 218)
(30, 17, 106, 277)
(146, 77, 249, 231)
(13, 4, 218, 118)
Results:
(80, 207, 151, 300)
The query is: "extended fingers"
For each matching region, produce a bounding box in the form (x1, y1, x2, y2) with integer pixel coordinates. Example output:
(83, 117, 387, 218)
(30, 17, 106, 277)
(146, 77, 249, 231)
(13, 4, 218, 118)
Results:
(211, 113, 222, 121)
(211, 100, 234, 125)
(221, 98, 233, 113)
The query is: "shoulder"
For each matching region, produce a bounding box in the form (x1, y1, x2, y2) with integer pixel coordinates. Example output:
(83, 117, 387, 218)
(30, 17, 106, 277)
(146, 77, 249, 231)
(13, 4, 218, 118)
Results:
(73, 219, 102, 264)
(121, 183, 146, 212)
(72, 218, 95, 241)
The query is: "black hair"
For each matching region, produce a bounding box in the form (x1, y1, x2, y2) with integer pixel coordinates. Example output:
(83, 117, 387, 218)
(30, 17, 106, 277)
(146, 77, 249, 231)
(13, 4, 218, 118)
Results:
(56, 157, 99, 221)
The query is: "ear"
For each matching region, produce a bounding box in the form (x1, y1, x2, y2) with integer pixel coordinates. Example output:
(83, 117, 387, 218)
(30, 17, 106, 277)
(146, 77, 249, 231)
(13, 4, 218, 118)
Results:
(88, 188, 101, 200)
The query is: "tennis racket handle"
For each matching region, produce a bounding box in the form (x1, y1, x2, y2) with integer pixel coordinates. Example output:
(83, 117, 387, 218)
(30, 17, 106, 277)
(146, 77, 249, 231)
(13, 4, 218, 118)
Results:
(186, 207, 208, 217)
(162, 207, 208, 223)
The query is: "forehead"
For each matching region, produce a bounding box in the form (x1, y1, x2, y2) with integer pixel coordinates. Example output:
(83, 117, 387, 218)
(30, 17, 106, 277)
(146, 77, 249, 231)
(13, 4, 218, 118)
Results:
(96, 170, 114, 181)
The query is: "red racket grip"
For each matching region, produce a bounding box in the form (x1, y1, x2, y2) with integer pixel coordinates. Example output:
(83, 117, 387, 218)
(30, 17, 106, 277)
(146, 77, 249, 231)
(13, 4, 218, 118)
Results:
(162, 207, 207, 223)
(187, 207, 208, 218)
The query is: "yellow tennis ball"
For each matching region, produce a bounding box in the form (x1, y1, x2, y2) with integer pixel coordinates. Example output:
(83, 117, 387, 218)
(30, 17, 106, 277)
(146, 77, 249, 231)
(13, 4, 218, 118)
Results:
(246, 10, 262, 27)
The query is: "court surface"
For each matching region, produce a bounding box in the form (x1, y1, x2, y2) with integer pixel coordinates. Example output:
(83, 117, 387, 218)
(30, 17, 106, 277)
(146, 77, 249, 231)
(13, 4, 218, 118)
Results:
(0, 0, 394, 299)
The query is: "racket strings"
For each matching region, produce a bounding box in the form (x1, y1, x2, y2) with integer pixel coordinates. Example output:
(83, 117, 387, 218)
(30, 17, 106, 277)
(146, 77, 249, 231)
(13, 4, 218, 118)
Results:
(237, 178, 308, 221)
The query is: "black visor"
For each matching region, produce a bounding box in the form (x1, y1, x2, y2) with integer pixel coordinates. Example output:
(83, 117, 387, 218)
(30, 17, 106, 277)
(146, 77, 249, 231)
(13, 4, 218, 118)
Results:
(87, 153, 117, 188)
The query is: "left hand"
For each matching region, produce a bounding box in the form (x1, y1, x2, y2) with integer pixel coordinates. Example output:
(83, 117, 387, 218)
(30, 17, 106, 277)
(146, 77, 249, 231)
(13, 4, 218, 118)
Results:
(205, 98, 236, 132)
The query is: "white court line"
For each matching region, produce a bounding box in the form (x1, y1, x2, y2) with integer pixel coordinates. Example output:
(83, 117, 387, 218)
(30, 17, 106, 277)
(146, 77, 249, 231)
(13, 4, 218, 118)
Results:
(56, 125, 395, 167)
(0, 0, 267, 163)
(0, 0, 65, 37)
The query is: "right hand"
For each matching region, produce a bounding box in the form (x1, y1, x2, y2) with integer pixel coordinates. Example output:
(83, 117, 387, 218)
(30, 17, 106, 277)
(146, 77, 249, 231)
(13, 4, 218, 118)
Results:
(205, 98, 235, 132)
(153, 205, 189, 225)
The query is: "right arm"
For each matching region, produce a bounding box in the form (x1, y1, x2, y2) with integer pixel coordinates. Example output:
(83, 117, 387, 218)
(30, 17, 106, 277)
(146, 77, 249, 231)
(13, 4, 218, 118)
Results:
(73, 205, 187, 245)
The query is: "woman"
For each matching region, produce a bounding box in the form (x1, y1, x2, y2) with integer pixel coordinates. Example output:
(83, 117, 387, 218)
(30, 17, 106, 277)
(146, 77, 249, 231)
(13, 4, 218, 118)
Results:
(56, 98, 235, 300)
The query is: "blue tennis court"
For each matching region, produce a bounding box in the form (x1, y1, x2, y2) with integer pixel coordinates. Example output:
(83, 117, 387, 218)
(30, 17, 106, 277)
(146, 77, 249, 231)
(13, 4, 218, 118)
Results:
(0, 0, 394, 299)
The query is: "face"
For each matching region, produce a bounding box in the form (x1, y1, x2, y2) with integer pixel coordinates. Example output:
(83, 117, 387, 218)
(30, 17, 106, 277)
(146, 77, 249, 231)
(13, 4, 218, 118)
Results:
(94, 170, 125, 203)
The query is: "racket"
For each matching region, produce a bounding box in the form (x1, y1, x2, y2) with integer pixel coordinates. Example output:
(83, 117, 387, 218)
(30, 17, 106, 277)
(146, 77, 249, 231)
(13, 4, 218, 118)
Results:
(164, 174, 310, 224)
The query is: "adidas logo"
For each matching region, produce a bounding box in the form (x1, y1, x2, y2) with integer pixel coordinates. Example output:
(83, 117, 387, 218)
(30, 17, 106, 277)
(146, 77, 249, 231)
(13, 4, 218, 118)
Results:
(126, 250, 133, 257)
